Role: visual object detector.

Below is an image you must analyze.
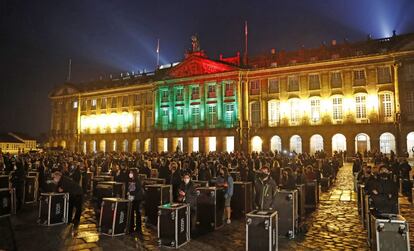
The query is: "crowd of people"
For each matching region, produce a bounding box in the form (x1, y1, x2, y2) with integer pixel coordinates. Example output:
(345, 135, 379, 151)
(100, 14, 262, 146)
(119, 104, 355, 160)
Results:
(0, 148, 411, 235)
(353, 150, 412, 215)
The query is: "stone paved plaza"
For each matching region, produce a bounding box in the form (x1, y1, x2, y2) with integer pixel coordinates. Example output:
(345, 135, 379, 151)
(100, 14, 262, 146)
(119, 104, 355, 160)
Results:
(3, 162, 414, 250)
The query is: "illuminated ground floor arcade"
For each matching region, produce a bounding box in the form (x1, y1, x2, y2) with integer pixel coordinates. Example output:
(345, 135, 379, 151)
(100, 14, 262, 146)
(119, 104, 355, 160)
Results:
(50, 123, 414, 157)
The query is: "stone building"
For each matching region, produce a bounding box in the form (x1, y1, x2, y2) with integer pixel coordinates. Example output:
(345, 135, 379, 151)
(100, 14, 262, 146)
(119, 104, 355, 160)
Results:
(49, 32, 414, 156)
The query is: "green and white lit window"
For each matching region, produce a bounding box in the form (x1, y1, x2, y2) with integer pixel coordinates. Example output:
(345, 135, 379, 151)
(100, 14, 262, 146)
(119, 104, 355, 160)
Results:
(208, 85, 216, 98)
(191, 86, 200, 100)
(207, 105, 217, 127)
(161, 90, 169, 103)
(191, 106, 200, 126)
(176, 88, 184, 101)
(225, 82, 234, 96)
(225, 103, 235, 126)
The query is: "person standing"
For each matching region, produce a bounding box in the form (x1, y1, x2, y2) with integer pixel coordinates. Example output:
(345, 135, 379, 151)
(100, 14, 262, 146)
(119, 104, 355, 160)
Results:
(254, 165, 277, 211)
(127, 169, 144, 234)
(52, 171, 83, 227)
(216, 165, 234, 224)
(177, 173, 198, 232)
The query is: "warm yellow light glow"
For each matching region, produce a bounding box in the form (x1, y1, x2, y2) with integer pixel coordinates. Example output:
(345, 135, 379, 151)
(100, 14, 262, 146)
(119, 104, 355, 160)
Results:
(367, 94, 379, 112)
(343, 96, 354, 114)
(80, 113, 134, 132)
(251, 136, 262, 152)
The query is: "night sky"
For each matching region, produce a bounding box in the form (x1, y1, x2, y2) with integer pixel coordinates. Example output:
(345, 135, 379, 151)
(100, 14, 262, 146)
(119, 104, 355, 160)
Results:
(1, 0, 414, 140)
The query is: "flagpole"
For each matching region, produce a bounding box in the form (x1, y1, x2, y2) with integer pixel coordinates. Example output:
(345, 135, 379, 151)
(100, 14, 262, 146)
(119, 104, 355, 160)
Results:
(156, 39, 160, 68)
(67, 58, 72, 82)
(244, 21, 248, 66)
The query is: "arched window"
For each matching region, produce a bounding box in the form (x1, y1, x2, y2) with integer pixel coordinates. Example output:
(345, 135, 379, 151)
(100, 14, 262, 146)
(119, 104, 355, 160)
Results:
(332, 133, 346, 153)
(379, 132, 395, 154)
(290, 135, 302, 153)
(310, 134, 324, 154)
(355, 133, 371, 153)
(251, 136, 263, 152)
(270, 135, 282, 152)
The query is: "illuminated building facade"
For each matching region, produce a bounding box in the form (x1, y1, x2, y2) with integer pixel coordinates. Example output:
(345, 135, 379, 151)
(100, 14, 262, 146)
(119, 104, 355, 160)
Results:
(49, 33, 414, 156)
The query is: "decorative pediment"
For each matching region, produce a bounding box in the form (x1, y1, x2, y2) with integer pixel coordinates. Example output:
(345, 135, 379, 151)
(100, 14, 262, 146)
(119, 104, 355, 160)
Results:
(168, 54, 238, 78)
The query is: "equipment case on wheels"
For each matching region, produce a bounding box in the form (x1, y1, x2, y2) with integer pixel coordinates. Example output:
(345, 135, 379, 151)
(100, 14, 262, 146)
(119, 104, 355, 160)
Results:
(273, 189, 298, 239)
(0, 188, 16, 217)
(157, 203, 190, 249)
(196, 187, 225, 233)
(99, 198, 131, 236)
(24, 176, 38, 204)
(370, 214, 410, 251)
(38, 192, 69, 226)
(246, 210, 278, 251)
(144, 184, 172, 226)
(231, 181, 252, 219)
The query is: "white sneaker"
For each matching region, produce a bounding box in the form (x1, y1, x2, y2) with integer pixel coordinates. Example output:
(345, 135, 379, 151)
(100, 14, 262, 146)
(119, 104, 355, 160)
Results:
(226, 219, 231, 224)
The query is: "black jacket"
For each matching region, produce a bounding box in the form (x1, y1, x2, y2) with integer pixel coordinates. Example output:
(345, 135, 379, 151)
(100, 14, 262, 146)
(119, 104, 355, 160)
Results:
(254, 176, 278, 210)
(59, 176, 83, 196)
(178, 181, 197, 209)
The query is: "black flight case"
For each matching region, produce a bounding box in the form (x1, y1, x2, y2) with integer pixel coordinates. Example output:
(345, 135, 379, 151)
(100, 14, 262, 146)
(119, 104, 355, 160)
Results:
(144, 184, 172, 226)
(38, 192, 69, 226)
(231, 181, 252, 219)
(157, 203, 190, 249)
(99, 197, 131, 236)
(196, 186, 225, 233)
(246, 210, 278, 251)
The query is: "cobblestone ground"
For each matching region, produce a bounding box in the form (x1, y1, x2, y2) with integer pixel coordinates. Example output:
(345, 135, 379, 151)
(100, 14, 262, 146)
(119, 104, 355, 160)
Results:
(4, 163, 414, 251)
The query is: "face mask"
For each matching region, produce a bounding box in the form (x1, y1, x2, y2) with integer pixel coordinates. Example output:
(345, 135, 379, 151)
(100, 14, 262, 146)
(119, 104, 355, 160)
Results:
(184, 178, 190, 184)
(129, 173, 134, 179)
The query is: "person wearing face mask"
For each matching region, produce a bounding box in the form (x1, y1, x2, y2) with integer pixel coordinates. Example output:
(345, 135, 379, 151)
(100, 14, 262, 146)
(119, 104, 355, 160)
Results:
(178, 173, 198, 232)
(280, 167, 297, 190)
(127, 169, 144, 234)
(370, 165, 398, 215)
(254, 165, 277, 211)
(216, 165, 234, 224)
(52, 171, 83, 227)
